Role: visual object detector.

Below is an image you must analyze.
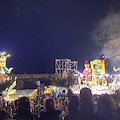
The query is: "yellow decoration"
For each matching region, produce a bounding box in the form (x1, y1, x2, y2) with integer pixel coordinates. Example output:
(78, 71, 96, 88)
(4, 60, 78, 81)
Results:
(90, 60, 105, 75)
(28, 89, 38, 99)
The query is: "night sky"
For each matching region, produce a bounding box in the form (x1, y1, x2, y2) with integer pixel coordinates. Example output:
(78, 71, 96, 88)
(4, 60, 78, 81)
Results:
(0, 0, 118, 74)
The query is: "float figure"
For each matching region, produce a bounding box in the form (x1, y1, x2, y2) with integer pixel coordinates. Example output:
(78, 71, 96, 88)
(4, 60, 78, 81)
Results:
(0, 52, 13, 83)
(90, 60, 105, 75)
(83, 60, 92, 85)
(90, 60, 106, 85)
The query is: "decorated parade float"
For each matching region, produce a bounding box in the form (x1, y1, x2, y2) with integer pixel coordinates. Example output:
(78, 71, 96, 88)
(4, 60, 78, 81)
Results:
(2, 56, 120, 101)
(24, 58, 120, 99)
(72, 59, 120, 95)
(0, 51, 17, 100)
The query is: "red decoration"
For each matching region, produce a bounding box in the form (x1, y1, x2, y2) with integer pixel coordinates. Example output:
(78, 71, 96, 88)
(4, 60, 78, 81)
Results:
(85, 60, 89, 65)
(83, 60, 92, 81)
(101, 60, 103, 63)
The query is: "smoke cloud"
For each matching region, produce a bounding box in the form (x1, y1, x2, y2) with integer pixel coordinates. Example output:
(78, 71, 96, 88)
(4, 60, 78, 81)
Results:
(93, 7, 120, 58)
(92, 0, 120, 73)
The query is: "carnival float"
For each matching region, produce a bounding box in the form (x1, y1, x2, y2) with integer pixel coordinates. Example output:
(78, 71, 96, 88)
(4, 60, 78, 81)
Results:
(2, 55, 120, 100)
(0, 51, 15, 94)
(71, 59, 120, 95)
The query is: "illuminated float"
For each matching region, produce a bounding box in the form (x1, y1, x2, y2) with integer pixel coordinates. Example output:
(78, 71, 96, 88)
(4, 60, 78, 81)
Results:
(83, 60, 92, 85)
(80, 59, 107, 86)
(0, 51, 13, 92)
(90, 59, 107, 85)
(90, 59, 105, 75)
(2, 80, 16, 100)
(0, 52, 13, 82)
(71, 59, 120, 95)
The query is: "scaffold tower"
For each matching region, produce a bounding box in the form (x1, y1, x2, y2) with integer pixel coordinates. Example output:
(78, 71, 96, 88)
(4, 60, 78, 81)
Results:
(55, 59, 78, 79)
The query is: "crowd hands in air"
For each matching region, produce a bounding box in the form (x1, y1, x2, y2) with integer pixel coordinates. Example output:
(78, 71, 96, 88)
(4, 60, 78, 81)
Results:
(1, 88, 120, 120)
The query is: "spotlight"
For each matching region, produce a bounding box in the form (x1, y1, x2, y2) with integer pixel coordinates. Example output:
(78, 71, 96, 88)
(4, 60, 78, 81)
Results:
(106, 74, 109, 77)
(80, 74, 83, 77)
(7, 54, 10, 57)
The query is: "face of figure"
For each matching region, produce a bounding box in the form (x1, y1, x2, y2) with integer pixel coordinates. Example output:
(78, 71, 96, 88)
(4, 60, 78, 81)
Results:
(94, 63, 102, 74)
(95, 63, 102, 69)
(85, 64, 90, 69)
(0, 57, 6, 67)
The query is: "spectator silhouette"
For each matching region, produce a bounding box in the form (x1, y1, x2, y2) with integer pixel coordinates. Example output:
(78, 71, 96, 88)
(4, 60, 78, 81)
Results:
(13, 99, 18, 113)
(95, 95, 119, 120)
(67, 88, 73, 101)
(0, 95, 10, 120)
(39, 97, 62, 120)
(64, 95, 79, 120)
(78, 87, 95, 120)
(13, 97, 37, 120)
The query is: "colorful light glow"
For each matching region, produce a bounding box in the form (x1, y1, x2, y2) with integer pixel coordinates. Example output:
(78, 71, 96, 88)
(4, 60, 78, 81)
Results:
(80, 74, 83, 77)
(0, 51, 13, 83)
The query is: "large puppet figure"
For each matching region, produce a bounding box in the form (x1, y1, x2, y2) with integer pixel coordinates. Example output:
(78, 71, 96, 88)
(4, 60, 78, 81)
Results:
(90, 60, 106, 85)
(0, 52, 13, 83)
(90, 60, 105, 75)
(83, 60, 92, 85)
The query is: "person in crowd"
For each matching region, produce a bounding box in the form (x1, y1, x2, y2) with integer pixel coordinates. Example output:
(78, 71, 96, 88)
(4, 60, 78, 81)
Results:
(13, 99, 18, 114)
(58, 92, 62, 99)
(6, 101, 14, 117)
(0, 95, 10, 120)
(39, 97, 62, 120)
(67, 88, 73, 101)
(95, 95, 119, 120)
(64, 95, 79, 120)
(13, 96, 38, 120)
(78, 87, 95, 120)
(56, 98, 64, 110)
(60, 90, 68, 111)
(43, 94, 50, 105)
(62, 90, 66, 100)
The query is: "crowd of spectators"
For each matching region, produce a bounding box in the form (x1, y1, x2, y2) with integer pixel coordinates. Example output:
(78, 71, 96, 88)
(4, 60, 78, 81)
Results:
(0, 87, 120, 120)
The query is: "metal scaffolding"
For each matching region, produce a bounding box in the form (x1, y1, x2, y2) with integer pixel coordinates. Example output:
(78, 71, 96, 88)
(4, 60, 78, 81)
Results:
(55, 59, 78, 79)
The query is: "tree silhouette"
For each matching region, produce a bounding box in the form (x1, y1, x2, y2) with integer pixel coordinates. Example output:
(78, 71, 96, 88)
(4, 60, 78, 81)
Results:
(51, 72, 74, 88)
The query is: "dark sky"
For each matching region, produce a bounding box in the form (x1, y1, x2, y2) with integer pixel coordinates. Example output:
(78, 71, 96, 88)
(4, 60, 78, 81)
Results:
(0, 0, 115, 74)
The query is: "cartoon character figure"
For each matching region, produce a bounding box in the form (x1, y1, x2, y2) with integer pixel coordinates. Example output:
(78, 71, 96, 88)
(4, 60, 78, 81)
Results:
(83, 60, 92, 85)
(0, 52, 13, 82)
(90, 60, 105, 75)
(83, 60, 92, 75)
(90, 60, 106, 85)
(97, 76, 107, 85)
